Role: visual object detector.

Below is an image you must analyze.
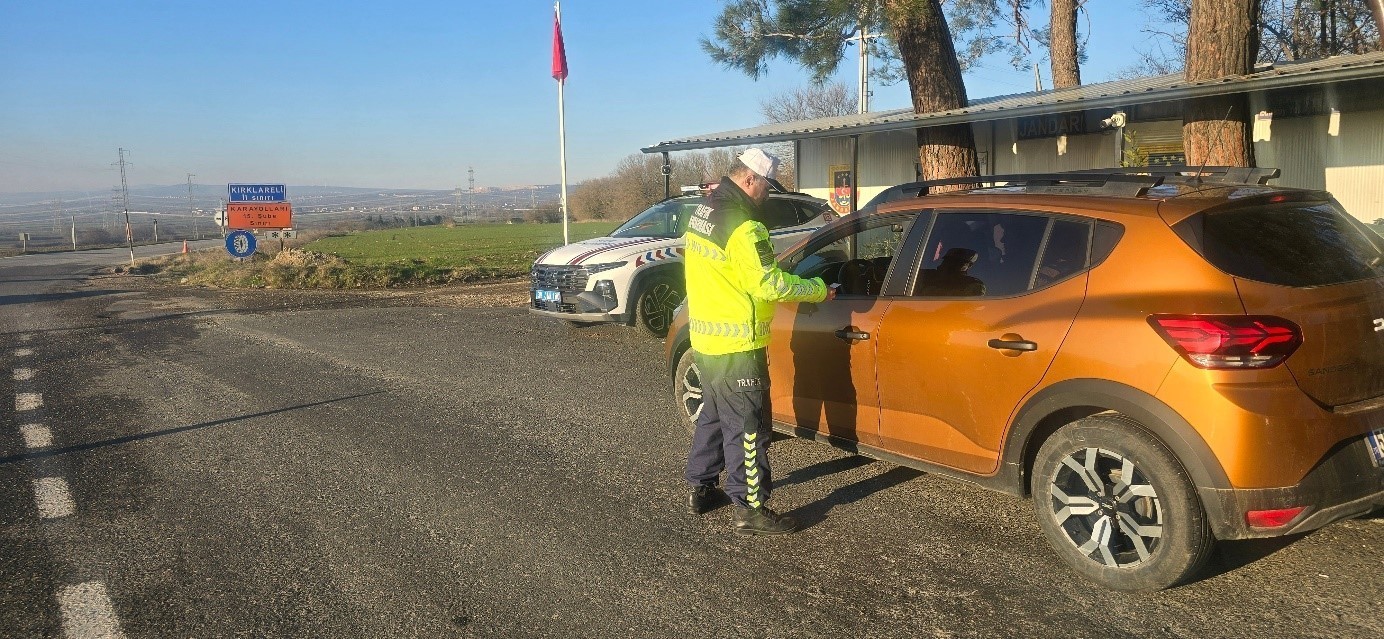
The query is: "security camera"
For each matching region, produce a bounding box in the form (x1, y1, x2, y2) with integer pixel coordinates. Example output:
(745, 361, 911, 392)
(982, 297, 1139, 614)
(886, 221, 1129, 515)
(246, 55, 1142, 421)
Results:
(1100, 111, 1127, 129)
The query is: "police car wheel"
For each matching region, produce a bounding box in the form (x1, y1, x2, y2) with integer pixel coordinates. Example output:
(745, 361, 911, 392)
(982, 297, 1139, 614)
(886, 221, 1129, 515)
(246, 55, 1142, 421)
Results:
(635, 274, 684, 338)
(672, 348, 702, 432)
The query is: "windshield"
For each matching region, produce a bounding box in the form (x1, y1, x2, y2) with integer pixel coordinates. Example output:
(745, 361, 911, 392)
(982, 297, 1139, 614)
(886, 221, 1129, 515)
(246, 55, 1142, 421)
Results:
(610, 198, 700, 238)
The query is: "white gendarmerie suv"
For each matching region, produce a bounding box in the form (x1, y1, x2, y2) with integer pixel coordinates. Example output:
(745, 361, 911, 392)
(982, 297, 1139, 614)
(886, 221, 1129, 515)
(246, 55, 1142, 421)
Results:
(530, 184, 834, 336)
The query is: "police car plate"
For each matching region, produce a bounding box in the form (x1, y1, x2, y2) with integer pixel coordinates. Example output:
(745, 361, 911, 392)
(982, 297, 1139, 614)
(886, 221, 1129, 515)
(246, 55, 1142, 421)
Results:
(1368, 428, 1384, 468)
(535, 289, 560, 302)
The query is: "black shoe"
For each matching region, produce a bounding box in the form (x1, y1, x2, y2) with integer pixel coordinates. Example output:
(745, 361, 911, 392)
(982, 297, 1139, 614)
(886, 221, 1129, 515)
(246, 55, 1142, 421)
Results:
(688, 485, 726, 515)
(733, 506, 798, 535)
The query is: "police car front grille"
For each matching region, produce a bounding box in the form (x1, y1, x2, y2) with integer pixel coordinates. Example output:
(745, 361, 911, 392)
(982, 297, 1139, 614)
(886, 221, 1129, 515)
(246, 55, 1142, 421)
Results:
(531, 265, 590, 292)
(532, 299, 577, 313)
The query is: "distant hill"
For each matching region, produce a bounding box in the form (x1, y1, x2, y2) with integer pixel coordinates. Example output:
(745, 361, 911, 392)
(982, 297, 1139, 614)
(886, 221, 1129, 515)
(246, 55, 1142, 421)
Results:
(0, 183, 565, 243)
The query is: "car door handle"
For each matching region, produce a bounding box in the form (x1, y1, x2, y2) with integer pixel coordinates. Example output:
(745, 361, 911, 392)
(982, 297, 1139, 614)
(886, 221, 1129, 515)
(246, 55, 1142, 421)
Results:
(835, 329, 870, 341)
(988, 338, 1037, 352)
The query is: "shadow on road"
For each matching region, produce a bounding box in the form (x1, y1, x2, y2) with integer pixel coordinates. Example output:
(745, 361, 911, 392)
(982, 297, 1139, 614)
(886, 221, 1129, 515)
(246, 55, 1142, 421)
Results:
(0, 289, 129, 306)
(1199, 534, 1311, 581)
(789, 465, 925, 530)
(0, 291, 423, 339)
(775, 455, 875, 488)
(0, 391, 387, 466)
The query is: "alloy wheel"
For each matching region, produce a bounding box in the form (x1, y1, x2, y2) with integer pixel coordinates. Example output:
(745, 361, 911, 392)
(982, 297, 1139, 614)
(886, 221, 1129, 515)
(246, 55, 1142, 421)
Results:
(640, 282, 680, 334)
(679, 356, 703, 423)
(1046, 447, 1164, 568)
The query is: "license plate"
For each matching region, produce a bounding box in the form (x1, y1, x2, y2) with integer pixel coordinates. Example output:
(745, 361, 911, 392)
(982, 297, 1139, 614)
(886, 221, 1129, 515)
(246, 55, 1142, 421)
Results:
(1368, 429, 1384, 468)
(535, 289, 560, 302)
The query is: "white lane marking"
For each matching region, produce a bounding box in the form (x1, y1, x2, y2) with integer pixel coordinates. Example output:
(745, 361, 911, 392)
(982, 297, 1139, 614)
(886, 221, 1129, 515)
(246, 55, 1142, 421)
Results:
(58, 582, 127, 639)
(16, 392, 43, 411)
(19, 424, 53, 449)
(15, 348, 35, 357)
(33, 477, 76, 519)
(14, 367, 35, 381)
(19, 334, 33, 343)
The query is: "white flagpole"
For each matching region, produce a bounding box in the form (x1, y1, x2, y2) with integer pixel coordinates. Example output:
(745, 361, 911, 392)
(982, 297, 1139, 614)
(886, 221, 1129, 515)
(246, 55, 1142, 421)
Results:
(556, 0, 570, 246)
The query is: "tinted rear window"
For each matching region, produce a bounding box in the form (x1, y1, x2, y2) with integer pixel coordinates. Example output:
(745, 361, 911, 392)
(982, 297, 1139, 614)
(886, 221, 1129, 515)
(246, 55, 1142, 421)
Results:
(1174, 201, 1384, 287)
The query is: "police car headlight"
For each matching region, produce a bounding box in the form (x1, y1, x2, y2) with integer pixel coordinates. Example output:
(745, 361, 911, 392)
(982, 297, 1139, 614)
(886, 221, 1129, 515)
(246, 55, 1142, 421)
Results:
(584, 261, 627, 274)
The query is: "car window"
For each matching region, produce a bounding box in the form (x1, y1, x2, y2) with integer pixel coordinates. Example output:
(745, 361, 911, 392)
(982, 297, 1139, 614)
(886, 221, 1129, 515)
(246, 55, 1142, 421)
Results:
(610, 198, 696, 238)
(796, 200, 833, 223)
(914, 210, 1050, 298)
(761, 198, 804, 230)
(1032, 219, 1091, 289)
(1173, 200, 1384, 287)
(1092, 220, 1124, 265)
(787, 216, 915, 296)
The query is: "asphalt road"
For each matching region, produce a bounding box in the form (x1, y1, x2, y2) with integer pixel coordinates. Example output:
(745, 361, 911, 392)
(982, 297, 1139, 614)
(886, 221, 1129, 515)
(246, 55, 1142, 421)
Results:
(1, 246, 1381, 638)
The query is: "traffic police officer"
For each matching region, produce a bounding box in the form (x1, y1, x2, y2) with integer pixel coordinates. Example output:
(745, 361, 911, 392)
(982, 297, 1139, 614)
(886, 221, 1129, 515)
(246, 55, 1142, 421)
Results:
(683, 148, 834, 535)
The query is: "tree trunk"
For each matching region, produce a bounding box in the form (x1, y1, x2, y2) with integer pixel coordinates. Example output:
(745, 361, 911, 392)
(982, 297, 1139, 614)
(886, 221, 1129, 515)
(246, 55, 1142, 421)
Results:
(1369, 0, 1384, 48)
(1182, 0, 1260, 167)
(885, 0, 978, 187)
(1050, 0, 1081, 88)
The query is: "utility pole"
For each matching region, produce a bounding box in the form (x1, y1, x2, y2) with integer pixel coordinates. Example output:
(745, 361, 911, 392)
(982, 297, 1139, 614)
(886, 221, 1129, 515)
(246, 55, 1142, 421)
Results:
(187, 173, 199, 240)
(846, 24, 879, 114)
(113, 148, 134, 266)
(467, 167, 476, 221)
(153, 218, 159, 242)
(71, 216, 77, 251)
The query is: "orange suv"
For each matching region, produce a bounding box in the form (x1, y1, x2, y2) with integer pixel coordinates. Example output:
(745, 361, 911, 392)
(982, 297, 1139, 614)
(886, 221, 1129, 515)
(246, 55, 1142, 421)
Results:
(664, 168, 1384, 591)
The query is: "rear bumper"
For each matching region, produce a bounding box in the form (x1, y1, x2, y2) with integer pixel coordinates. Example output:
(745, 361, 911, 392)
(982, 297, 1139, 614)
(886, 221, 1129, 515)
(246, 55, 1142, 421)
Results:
(1201, 430, 1384, 540)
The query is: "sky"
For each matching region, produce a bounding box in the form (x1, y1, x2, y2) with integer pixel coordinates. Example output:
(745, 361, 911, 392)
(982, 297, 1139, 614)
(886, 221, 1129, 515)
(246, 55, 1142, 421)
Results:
(0, 1, 1176, 194)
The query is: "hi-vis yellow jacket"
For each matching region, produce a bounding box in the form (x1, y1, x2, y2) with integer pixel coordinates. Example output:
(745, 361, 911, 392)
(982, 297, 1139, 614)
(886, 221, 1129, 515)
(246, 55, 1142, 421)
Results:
(684, 178, 827, 356)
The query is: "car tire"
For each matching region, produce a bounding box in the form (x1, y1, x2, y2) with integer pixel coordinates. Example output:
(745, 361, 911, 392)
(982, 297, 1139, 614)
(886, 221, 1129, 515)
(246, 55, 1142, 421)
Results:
(1031, 414, 1214, 592)
(672, 347, 702, 432)
(634, 273, 684, 337)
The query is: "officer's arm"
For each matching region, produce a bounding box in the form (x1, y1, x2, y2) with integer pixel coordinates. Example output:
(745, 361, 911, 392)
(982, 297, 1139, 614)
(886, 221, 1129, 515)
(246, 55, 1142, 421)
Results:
(729, 223, 827, 303)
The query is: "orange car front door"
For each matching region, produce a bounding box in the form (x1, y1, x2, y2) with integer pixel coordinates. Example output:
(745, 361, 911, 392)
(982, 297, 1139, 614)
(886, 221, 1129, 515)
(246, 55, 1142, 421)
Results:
(767, 298, 890, 447)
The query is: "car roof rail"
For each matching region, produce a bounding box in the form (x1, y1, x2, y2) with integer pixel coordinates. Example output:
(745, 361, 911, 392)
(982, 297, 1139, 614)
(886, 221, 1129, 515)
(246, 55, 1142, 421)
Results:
(879, 166, 1281, 204)
(1059, 166, 1281, 185)
(899, 173, 1165, 198)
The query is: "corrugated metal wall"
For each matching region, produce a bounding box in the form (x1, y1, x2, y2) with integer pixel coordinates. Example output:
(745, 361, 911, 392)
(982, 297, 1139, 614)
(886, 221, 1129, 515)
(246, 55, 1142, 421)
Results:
(797, 109, 1382, 223)
(991, 121, 1121, 174)
(1254, 109, 1384, 223)
(799, 131, 919, 207)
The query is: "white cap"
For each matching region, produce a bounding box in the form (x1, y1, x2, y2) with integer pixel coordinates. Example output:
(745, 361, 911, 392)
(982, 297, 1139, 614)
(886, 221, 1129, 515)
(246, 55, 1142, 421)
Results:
(738, 148, 780, 181)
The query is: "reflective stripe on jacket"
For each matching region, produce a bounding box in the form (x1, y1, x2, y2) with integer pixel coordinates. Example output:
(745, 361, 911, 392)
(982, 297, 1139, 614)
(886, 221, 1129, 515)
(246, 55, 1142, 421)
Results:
(684, 177, 827, 356)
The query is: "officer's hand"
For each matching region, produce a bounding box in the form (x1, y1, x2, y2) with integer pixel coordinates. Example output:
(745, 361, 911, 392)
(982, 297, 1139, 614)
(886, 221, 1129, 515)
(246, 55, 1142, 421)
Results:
(825, 285, 838, 301)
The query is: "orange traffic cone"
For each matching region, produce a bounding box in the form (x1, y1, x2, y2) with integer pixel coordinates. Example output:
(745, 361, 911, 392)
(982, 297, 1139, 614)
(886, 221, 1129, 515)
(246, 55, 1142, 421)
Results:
(181, 240, 189, 254)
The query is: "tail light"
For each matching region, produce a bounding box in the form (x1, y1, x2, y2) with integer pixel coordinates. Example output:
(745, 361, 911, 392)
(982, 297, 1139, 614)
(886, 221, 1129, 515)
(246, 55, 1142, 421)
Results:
(1148, 315, 1302, 370)
(1246, 506, 1306, 528)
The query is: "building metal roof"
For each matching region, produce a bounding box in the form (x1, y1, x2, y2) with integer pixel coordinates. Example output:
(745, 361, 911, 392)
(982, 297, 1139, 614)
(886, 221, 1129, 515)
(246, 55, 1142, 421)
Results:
(642, 51, 1384, 153)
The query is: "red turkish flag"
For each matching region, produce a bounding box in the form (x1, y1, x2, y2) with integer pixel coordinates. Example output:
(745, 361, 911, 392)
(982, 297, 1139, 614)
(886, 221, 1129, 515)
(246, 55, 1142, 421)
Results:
(551, 9, 568, 81)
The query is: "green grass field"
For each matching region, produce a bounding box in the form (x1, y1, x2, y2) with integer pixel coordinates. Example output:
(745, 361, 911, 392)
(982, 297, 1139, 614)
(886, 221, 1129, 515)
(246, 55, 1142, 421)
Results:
(137, 221, 624, 289)
(304, 221, 620, 271)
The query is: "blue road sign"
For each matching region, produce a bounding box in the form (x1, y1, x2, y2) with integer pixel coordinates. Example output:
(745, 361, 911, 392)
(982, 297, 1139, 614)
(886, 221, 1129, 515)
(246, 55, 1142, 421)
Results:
(228, 184, 286, 202)
(226, 230, 257, 258)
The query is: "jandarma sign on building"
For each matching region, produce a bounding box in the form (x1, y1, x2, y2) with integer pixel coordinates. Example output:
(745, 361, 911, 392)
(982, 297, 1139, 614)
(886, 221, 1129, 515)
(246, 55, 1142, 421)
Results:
(1016, 112, 1088, 140)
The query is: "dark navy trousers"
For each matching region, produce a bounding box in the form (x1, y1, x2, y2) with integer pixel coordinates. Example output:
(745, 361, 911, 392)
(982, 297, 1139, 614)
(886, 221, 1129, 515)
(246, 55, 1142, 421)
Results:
(684, 348, 774, 509)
